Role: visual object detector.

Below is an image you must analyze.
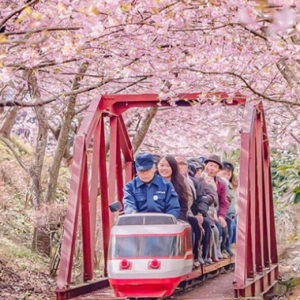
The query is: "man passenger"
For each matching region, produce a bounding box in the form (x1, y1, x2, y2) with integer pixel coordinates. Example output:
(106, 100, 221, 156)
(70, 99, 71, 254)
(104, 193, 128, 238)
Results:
(204, 154, 229, 258)
(123, 153, 180, 219)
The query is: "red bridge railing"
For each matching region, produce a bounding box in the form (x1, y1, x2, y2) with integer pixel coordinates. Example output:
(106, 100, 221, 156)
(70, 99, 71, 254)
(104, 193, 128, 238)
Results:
(234, 102, 278, 297)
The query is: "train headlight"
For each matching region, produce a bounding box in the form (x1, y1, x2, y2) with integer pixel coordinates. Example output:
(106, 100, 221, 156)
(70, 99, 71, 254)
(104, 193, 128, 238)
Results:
(120, 259, 131, 270)
(149, 259, 161, 269)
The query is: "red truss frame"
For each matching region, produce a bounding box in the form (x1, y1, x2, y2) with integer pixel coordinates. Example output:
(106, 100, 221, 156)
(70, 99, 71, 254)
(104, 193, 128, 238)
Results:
(55, 93, 278, 299)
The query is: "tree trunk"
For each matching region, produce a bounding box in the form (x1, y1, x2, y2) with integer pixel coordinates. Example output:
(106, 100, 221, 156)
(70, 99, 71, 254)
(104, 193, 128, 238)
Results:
(277, 58, 300, 87)
(24, 69, 48, 209)
(45, 62, 89, 203)
(29, 108, 50, 255)
(24, 69, 51, 255)
(28, 106, 48, 208)
(131, 107, 158, 152)
(0, 107, 19, 138)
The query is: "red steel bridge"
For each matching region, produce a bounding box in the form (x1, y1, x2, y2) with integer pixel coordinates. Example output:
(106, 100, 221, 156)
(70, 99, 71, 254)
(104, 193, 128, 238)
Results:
(55, 93, 278, 299)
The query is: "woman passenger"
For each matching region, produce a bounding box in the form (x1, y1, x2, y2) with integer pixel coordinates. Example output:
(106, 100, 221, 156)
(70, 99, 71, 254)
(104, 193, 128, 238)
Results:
(157, 155, 189, 221)
(220, 161, 238, 250)
(157, 155, 202, 267)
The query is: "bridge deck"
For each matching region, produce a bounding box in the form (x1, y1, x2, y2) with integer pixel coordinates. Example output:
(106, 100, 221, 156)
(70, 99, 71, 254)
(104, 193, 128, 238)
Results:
(72, 272, 236, 300)
(177, 272, 235, 299)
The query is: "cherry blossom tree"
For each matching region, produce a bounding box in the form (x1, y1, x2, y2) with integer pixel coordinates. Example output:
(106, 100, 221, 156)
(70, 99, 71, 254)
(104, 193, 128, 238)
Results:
(0, 0, 300, 214)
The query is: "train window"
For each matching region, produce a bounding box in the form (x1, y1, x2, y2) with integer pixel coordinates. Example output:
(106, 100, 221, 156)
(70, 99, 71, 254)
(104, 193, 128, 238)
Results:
(109, 236, 139, 258)
(185, 229, 193, 250)
(117, 216, 145, 226)
(109, 235, 181, 258)
(144, 215, 176, 225)
(177, 235, 185, 257)
(143, 236, 178, 257)
(116, 215, 176, 226)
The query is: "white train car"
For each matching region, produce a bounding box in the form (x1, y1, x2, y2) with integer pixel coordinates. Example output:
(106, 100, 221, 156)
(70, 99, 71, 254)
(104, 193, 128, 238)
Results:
(108, 213, 193, 299)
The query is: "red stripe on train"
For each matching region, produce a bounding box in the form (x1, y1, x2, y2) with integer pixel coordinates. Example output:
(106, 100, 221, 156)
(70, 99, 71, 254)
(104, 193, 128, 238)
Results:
(109, 277, 181, 298)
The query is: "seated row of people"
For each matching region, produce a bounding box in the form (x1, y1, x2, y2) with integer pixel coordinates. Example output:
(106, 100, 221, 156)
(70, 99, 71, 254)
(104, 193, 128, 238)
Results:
(122, 152, 237, 267)
(189, 155, 237, 264)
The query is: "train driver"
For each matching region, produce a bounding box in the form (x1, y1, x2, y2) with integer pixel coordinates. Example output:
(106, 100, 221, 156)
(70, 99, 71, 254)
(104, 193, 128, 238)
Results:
(123, 153, 180, 219)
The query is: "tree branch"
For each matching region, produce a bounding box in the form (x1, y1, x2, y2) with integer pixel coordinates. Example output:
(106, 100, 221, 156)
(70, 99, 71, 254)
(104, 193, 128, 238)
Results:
(169, 22, 268, 42)
(169, 23, 239, 32)
(185, 68, 300, 107)
(5, 58, 80, 69)
(290, 132, 300, 145)
(0, 82, 106, 107)
(0, 135, 29, 173)
(73, 75, 150, 117)
(237, 24, 268, 41)
(0, 0, 40, 29)
(4, 26, 81, 36)
(0, 75, 152, 108)
(112, 75, 150, 93)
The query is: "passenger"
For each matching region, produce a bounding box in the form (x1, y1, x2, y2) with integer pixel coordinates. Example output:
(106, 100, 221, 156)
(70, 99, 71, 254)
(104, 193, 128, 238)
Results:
(188, 159, 217, 207)
(195, 162, 205, 178)
(189, 158, 204, 179)
(157, 155, 189, 221)
(175, 155, 211, 266)
(216, 170, 234, 256)
(201, 171, 221, 262)
(220, 161, 238, 252)
(220, 161, 238, 219)
(123, 153, 180, 219)
(188, 159, 220, 263)
(156, 155, 201, 268)
(203, 154, 230, 259)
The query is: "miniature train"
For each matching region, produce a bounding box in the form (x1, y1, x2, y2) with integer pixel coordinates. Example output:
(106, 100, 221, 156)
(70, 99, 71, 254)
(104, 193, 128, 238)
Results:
(107, 213, 234, 299)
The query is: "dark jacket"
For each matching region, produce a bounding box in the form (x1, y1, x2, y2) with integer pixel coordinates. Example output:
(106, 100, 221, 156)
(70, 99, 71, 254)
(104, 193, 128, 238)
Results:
(190, 177, 210, 217)
(197, 177, 217, 206)
(178, 196, 188, 222)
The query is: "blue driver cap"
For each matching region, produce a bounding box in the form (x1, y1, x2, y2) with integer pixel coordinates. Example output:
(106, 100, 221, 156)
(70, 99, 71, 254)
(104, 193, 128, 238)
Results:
(135, 153, 155, 171)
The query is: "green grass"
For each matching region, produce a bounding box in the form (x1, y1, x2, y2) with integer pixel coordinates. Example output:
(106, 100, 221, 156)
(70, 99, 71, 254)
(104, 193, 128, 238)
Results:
(0, 237, 46, 263)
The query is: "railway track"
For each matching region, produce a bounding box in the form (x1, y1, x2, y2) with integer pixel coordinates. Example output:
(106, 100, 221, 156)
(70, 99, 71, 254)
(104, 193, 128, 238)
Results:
(73, 263, 235, 300)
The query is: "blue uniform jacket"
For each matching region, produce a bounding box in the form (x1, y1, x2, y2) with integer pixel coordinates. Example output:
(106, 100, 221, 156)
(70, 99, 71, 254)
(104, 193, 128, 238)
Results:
(123, 174, 180, 218)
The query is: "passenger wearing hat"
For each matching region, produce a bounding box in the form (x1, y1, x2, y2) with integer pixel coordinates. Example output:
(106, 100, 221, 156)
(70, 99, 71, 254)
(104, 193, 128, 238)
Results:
(203, 154, 229, 259)
(123, 153, 180, 218)
(188, 158, 205, 179)
(219, 160, 238, 253)
(219, 161, 237, 219)
(204, 154, 228, 224)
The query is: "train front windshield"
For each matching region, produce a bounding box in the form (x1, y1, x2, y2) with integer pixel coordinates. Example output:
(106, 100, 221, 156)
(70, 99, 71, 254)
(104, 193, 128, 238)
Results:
(109, 235, 184, 258)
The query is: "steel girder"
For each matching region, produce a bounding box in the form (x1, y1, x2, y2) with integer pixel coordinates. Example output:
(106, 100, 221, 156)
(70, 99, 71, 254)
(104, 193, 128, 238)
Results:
(233, 102, 278, 297)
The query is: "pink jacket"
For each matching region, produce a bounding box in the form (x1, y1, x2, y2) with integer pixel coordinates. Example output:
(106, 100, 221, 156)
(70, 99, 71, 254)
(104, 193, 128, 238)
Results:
(216, 176, 229, 218)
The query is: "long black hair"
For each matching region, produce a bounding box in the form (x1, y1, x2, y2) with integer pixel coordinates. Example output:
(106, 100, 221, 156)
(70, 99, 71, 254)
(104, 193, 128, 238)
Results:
(157, 155, 189, 205)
